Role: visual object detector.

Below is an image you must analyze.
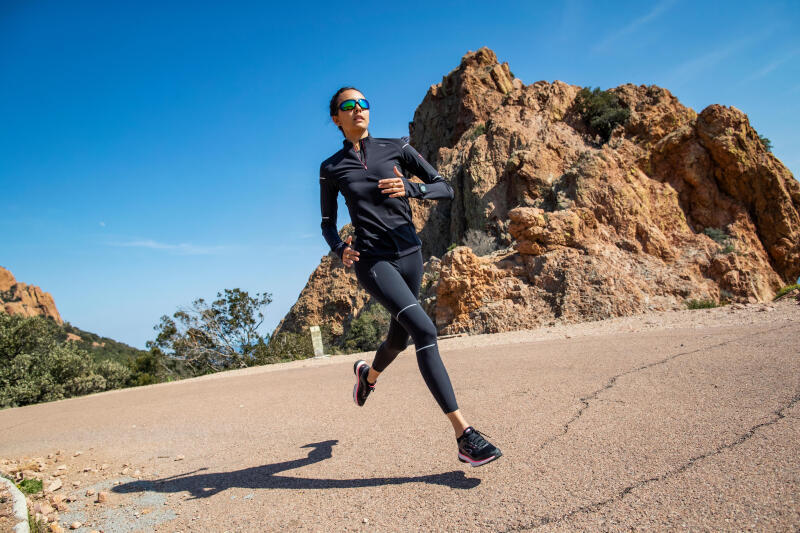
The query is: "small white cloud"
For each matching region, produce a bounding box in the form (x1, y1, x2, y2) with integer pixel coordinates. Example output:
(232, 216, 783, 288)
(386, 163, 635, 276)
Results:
(99, 221, 106, 227)
(108, 239, 229, 255)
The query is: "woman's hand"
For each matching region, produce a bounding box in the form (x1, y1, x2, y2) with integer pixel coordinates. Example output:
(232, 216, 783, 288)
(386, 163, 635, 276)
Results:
(378, 166, 406, 198)
(342, 235, 360, 267)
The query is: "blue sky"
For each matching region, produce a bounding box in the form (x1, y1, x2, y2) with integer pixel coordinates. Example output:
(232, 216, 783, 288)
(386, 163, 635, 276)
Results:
(2, 0, 798, 349)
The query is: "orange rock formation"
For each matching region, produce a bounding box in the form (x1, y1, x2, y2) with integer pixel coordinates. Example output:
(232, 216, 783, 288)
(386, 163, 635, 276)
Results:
(274, 47, 799, 342)
(0, 266, 63, 324)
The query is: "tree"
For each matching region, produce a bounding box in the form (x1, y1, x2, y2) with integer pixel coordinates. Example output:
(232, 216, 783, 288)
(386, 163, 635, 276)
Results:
(758, 134, 773, 153)
(147, 288, 273, 375)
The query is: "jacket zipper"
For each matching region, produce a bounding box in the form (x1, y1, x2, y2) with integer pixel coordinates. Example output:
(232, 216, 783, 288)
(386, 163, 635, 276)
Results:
(356, 139, 367, 169)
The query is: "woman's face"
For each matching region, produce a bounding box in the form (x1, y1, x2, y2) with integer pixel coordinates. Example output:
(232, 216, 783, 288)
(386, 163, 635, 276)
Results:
(333, 89, 369, 137)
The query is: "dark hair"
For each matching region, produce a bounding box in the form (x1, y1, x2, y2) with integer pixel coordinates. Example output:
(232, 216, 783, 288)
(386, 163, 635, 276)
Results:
(329, 86, 360, 116)
(329, 86, 361, 134)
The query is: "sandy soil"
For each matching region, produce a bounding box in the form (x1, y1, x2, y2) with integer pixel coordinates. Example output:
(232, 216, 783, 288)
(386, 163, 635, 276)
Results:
(1, 298, 798, 532)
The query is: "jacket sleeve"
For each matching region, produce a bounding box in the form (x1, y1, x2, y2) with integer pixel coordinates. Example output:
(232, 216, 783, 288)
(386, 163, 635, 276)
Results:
(397, 137, 454, 200)
(320, 164, 347, 259)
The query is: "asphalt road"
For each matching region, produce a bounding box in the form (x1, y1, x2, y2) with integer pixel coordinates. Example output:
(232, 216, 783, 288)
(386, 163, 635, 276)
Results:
(1, 308, 798, 532)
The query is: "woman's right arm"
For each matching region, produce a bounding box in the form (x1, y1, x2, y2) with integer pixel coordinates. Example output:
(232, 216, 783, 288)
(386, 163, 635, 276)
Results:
(320, 164, 347, 259)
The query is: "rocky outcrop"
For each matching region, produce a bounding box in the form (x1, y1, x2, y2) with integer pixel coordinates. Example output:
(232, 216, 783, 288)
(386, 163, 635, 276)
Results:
(0, 266, 62, 324)
(272, 225, 368, 341)
(272, 254, 366, 340)
(275, 47, 799, 343)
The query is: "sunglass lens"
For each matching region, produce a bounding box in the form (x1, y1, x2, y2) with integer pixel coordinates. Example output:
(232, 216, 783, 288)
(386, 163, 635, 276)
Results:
(339, 99, 356, 111)
(358, 98, 370, 110)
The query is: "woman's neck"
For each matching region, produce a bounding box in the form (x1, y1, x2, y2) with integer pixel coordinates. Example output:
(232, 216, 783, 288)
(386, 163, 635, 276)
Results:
(345, 129, 369, 149)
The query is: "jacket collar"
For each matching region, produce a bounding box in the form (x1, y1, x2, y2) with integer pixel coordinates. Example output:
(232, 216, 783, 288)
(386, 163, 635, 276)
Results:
(342, 133, 372, 148)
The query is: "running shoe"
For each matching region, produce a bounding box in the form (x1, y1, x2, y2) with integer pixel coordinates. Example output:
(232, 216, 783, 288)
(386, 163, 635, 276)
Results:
(352, 359, 375, 407)
(457, 426, 502, 467)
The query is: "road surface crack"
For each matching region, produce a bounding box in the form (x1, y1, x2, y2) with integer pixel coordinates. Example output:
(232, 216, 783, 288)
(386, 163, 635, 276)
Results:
(535, 323, 793, 452)
(503, 390, 800, 531)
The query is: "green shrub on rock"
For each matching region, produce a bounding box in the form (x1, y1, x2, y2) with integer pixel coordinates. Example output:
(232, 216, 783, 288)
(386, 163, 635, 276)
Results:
(759, 134, 772, 152)
(773, 284, 800, 300)
(686, 299, 718, 309)
(469, 123, 486, 140)
(703, 227, 728, 244)
(574, 87, 630, 142)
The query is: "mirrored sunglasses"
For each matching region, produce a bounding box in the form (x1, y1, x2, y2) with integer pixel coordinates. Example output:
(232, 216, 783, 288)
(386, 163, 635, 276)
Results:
(339, 98, 370, 111)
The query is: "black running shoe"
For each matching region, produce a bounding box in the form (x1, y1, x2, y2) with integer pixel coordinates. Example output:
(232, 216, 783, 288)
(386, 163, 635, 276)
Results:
(457, 426, 502, 467)
(352, 360, 375, 407)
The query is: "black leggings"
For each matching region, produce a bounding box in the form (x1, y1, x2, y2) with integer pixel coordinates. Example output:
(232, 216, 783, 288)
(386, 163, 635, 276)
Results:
(354, 249, 459, 414)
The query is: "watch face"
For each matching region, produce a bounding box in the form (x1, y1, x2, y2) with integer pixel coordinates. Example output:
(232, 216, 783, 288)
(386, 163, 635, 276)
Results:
(420, 184, 427, 193)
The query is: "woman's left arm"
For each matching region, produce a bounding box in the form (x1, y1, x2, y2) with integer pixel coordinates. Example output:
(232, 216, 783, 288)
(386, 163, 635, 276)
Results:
(398, 137, 454, 200)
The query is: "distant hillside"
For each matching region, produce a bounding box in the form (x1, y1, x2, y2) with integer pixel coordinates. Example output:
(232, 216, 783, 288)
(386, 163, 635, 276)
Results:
(60, 322, 148, 363)
(0, 265, 147, 362)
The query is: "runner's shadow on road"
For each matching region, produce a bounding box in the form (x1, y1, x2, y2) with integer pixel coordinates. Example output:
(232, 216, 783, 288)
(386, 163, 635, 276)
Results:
(112, 439, 480, 499)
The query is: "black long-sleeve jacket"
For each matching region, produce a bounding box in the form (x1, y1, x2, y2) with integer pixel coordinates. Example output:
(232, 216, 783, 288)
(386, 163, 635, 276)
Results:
(320, 135, 453, 259)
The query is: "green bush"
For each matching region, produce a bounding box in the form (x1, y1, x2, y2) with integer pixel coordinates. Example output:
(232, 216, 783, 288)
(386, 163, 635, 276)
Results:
(469, 123, 486, 140)
(703, 227, 728, 244)
(759, 134, 772, 152)
(574, 87, 630, 142)
(0, 313, 184, 408)
(262, 332, 310, 362)
(774, 284, 800, 300)
(686, 299, 718, 309)
(341, 301, 391, 353)
(261, 330, 319, 362)
(262, 323, 341, 363)
(17, 478, 42, 494)
(0, 314, 115, 408)
(125, 349, 165, 385)
(446, 243, 458, 252)
(703, 227, 737, 254)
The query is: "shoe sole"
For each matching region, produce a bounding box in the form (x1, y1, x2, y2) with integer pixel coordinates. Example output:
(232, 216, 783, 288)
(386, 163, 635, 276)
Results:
(353, 360, 368, 406)
(458, 450, 503, 467)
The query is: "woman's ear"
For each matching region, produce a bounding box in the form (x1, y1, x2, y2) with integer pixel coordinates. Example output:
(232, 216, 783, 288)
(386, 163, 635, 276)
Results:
(331, 114, 340, 127)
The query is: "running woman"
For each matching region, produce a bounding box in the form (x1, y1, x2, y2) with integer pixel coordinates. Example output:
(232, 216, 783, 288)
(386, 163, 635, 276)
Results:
(319, 87, 502, 467)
